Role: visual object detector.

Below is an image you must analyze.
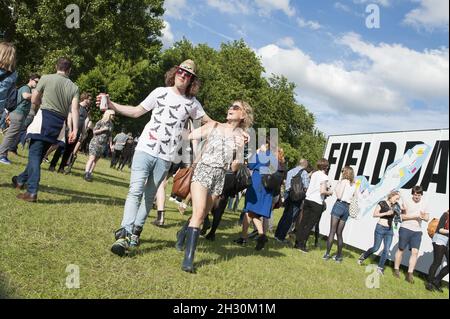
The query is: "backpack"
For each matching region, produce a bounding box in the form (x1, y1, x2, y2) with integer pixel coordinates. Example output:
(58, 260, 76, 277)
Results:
(289, 169, 306, 202)
(427, 218, 439, 238)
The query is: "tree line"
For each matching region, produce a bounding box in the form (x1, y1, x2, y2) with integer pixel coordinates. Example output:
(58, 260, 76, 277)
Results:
(1, 0, 326, 167)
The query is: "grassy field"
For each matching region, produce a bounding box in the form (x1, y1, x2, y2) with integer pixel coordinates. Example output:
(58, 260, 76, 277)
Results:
(0, 138, 448, 299)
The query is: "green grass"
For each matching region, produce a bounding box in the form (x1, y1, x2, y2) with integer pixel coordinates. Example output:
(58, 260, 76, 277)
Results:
(0, 137, 448, 299)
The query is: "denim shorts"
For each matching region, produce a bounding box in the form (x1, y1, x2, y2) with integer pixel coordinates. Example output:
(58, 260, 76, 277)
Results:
(398, 227, 422, 251)
(330, 200, 350, 222)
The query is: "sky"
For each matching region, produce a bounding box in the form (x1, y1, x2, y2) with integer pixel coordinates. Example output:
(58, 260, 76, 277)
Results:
(160, 0, 449, 137)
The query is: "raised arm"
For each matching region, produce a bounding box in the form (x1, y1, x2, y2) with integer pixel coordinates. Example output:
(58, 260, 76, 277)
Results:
(97, 94, 148, 119)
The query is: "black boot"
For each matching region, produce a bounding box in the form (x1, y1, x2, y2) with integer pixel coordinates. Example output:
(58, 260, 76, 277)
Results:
(200, 216, 211, 236)
(182, 227, 200, 273)
(175, 221, 190, 251)
(152, 210, 165, 227)
(255, 234, 268, 251)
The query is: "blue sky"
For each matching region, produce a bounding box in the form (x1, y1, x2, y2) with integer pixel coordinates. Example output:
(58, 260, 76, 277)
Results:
(161, 0, 449, 136)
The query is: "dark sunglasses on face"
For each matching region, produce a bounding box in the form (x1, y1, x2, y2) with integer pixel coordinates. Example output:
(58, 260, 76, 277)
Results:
(176, 67, 194, 79)
(229, 104, 242, 111)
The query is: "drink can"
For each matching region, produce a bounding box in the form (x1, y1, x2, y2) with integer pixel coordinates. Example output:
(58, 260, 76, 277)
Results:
(100, 94, 108, 111)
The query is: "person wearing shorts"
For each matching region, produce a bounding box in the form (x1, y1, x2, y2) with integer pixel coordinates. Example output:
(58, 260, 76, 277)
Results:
(393, 186, 430, 283)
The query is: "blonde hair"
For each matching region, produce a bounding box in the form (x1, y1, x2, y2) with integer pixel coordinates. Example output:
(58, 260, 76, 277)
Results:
(102, 110, 115, 122)
(387, 191, 400, 201)
(341, 166, 355, 184)
(277, 148, 286, 164)
(0, 42, 17, 72)
(234, 100, 254, 130)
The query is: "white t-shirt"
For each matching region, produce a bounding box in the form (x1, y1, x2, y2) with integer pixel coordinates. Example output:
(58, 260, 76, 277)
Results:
(135, 87, 206, 161)
(401, 196, 428, 232)
(340, 181, 356, 203)
(305, 170, 329, 205)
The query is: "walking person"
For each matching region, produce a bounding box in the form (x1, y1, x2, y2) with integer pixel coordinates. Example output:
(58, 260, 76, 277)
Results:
(117, 133, 134, 171)
(110, 128, 128, 169)
(84, 110, 115, 181)
(357, 191, 402, 275)
(393, 186, 430, 283)
(0, 74, 40, 164)
(0, 42, 17, 143)
(234, 140, 278, 251)
(323, 166, 356, 262)
(426, 210, 449, 292)
(53, 92, 92, 173)
(274, 158, 309, 243)
(12, 57, 79, 202)
(106, 59, 214, 257)
(175, 100, 252, 272)
(294, 159, 333, 253)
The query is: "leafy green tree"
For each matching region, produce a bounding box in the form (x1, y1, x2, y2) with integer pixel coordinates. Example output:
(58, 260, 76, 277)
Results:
(2, 0, 164, 81)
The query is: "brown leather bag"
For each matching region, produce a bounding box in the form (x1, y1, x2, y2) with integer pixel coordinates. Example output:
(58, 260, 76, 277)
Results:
(172, 166, 195, 199)
(171, 123, 218, 199)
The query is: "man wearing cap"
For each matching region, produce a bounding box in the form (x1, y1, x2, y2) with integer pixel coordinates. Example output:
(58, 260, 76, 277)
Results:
(100, 59, 215, 256)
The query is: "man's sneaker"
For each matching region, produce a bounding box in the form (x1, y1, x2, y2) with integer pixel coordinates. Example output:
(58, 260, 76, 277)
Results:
(233, 237, 248, 246)
(393, 269, 401, 278)
(332, 255, 343, 263)
(0, 157, 11, 165)
(129, 234, 140, 248)
(377, 267, 384, 276)
(111, 238, 130, 257)
(322, 253, 332, 261)
(357, 253, 365, 265)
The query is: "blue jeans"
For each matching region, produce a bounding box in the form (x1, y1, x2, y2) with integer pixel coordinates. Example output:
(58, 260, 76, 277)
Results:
(275, 196, 301, 240)
(17, 139, 52, 194)
(363, 224, 394, 269)
(120, 151, 171, 233)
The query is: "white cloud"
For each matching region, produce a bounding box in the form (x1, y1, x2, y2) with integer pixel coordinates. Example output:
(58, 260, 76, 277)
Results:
(255, 0, 296, 17)
(276, 37, 295, 48)
(161, 21, 174, 48)
(256, 35, 449, 135)
(297, 17, 321, 30)
(352, 0, 391, 7)
(340, 32, 449, 100)
(404, 0, 449, 31)
(335, 2, 351, 12)
(206, 0, 251, 14)
(256, 44, 407, 114)
(164, 0, 187, 19)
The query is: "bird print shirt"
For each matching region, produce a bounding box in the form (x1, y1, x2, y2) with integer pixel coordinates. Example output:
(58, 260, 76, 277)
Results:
(135, 87, 206, 161)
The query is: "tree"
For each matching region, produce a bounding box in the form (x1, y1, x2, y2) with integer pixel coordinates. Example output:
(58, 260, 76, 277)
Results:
(3, 0, 164, 81)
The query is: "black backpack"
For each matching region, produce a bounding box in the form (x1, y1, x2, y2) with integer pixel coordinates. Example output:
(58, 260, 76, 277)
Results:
(289, 169, 306, 202)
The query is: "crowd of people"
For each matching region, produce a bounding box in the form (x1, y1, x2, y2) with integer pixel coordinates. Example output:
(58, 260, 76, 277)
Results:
(1, 41, 448, 292)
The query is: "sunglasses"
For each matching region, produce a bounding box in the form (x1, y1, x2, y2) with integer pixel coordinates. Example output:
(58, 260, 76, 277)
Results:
(229, 104, 242, 111)
(176, 67, 194, 79)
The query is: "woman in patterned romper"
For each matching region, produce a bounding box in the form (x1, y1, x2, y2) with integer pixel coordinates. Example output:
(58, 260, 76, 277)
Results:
(177, 100, 254, 273)
(84, 109, 115, 181)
